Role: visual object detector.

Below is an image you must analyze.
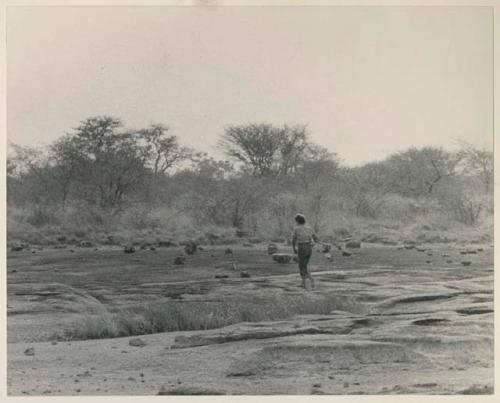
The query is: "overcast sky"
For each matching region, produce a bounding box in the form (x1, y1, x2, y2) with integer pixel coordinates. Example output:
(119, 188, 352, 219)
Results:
(7, 6, 493, 166)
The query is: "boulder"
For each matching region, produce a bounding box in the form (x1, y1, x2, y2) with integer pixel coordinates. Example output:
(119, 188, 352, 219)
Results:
(158, 240, 178, 248)
(345, 240, 361, 249)
(124, 245, 135, 254)
(321, 243, 332, 253)
(272, 253, 293, 264)
(184, 241, 197, 255)
(129, 338, 147, 347)
(267, 243, 278, 255)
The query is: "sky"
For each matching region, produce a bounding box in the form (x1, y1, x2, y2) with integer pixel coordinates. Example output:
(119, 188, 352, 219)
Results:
(7, 6, 493, 166)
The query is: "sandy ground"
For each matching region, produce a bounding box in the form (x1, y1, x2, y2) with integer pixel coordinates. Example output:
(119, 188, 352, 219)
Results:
(7, 242, 494, 395)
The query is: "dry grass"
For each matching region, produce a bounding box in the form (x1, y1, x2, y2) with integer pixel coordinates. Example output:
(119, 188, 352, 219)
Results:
(54, 294, 363, 341)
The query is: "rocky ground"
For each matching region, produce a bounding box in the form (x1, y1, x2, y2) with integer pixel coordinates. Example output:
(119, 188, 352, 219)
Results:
(7, 241, 494, 395)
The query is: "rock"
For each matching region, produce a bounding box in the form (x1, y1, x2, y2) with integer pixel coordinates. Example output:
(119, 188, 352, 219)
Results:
(140, 244, 148, 250)
(215, 275, 229, 279)
(128, 376, 135, 381)
(124, 245, 135, 254)
(442, 254, 450, 257)
(129, 338, 147, 347)
(321, 243, 332, 253)
(324, 253, 332, 260)
(404, 245, 415, 250)
(416, 247, 426, 252)
(79, 241, 93, 248)
(466, 250, 477, 254)
(272, 253, 292, 264)
(184, 241, 197, 255)
(236, 230, 250, 237)
(477, 248, 484, 252)
(460, 251, 468, 255)
(158, 240, 178, 248)
(10, 244, 25, 252)
(242, 243, 253, 247)
(31, 250, 36, 254)
(313, 383, 322, 388)
(174, 256, 185, 265)
(149, 246, 156, 251)
(461, 261, 471, 266)
(342, 251, 352, 257)
(11, 269, 17, 273)
(240, 271, 251, 278)
(426, 260, 432, 264)
(343, 382, 349, 388)
(267, 243, 278, 255)
(224, 248, 233, 255)
(70, 249, 75, 253)
(198, 246, 204, 251)
(427, 252, 433, 256)
(24, 347, 35, 356)
(447, 260, 453, 263)
(345, 240, 361, 249)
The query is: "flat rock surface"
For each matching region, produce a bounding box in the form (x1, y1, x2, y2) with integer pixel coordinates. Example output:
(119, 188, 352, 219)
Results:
(7, 243, 494, 395)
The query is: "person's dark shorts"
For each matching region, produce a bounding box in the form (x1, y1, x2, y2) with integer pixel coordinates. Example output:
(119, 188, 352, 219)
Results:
(297, 242, 312, 278)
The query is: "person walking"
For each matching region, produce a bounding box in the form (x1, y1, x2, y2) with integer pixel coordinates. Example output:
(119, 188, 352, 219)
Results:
(291, 213, 318, 290)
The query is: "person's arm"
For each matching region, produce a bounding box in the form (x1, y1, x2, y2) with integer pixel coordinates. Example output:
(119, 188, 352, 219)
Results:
(312, 232, 319, 244)
(292, 230, 297, 254)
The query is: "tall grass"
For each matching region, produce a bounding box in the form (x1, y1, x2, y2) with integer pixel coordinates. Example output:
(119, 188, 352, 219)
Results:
(54, 293, 364, 341)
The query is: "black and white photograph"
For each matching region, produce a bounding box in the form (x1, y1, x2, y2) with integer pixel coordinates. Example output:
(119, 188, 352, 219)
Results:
(4, 3, 495, 396)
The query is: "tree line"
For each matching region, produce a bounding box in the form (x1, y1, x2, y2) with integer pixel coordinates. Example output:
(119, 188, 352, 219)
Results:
(8, 116, 493, 233)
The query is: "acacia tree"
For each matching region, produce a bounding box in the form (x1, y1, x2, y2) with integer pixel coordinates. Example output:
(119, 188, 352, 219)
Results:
(138, 124, 199, 177)
(456, 142, 493, 192)
(218, 123, 311, 177)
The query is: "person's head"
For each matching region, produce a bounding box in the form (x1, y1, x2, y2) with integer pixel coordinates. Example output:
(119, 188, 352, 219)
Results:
(295, 214, 306, 225)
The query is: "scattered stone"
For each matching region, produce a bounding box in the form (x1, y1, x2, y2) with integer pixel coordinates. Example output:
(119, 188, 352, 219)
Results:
(426, 252, 433, 256)
(416, 248, 426, 252)
(240, 271, 251, 278)
(79, 241, 92, 248)
(404, 245, 415, 250)
(11, 270, 17, 273)
(158, 240, 178, 248)
(225, 248, 233, 255)
(174, 256, 186, 265)
(198, 246, 204, 251)
(345, 240, 361, 249)
(426, 260, 432, 264)
(272, 253, 293, 264)
(461, 261, 471, 266)
(460, 251, 468, 255)
(267, 243, 278, 255)
(447, 260, 453, 263)
(342, 251, 352, 257)
(24, 347, 35, 356)
(51, 341, 58, 345)
(343, 382, 349, 388)
(477, 248, 484, 252)
(150, 246, 156, 251)
(128, 376, 135, 381)
(442, 254, 450, 257)
(31, 250, 36, 254)
(313, 383, 322, 388)
(184, 241, 197, 255)
(242, 242, 253, 247)
(124, 245, 135, 254)
(215, 274, 229, 279)
(321, 243, 332, 253)
(129, 338, 147, 347)
(466, 250, 477, 254)
(10, 244, 25, 252)
(140, 244, 148, 250)
(70, 249, 75, 253)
